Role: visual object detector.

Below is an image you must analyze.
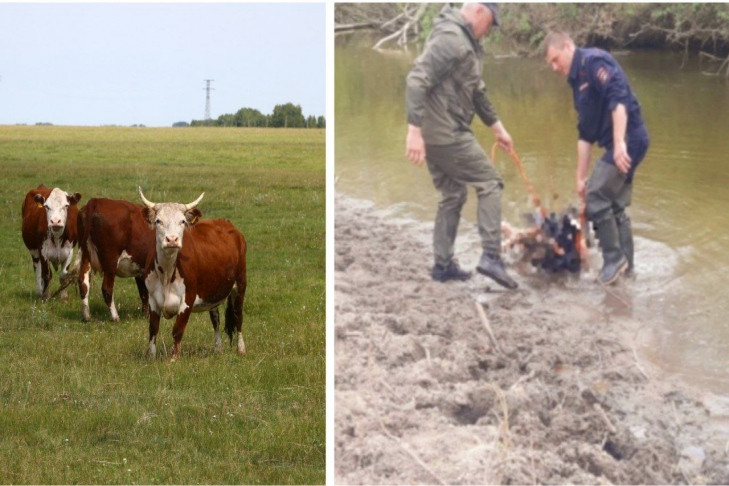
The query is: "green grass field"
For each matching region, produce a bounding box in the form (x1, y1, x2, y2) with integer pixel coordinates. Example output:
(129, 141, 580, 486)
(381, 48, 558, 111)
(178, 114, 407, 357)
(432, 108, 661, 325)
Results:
(0, 125, 324, 484)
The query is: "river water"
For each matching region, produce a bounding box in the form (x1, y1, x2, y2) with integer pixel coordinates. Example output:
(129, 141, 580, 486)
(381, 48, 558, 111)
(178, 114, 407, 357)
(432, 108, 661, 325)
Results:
(335, 33, 729, 394)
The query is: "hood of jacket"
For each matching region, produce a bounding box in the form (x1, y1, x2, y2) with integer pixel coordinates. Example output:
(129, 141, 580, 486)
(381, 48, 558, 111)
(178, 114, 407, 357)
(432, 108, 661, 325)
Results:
(431, 5, 482, 53)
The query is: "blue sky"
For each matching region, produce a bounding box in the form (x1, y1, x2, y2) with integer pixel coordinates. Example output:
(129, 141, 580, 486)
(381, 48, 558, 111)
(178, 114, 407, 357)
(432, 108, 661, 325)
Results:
(0, 3, 325, 126)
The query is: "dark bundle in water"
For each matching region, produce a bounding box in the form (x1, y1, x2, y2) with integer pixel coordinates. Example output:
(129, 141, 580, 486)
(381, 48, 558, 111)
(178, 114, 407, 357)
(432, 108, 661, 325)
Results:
(534, 211, 583, 273)
(502, 208, 588, 274)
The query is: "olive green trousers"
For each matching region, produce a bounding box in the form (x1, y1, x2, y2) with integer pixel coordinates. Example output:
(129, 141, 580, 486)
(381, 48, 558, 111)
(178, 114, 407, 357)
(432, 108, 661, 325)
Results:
(425, 139, 503, 267)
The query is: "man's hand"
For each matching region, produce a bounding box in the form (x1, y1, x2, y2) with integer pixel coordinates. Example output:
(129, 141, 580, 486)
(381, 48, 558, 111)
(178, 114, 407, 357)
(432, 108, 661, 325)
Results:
(613, 140, 632, 174)
(406, 124, 426, 167)
(491, 121, 514, 152)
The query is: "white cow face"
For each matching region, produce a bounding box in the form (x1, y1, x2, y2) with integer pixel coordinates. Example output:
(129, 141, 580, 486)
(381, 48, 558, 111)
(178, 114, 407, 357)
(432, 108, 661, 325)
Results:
(34, 188, 81, 235)
(145, 203, 202, 253)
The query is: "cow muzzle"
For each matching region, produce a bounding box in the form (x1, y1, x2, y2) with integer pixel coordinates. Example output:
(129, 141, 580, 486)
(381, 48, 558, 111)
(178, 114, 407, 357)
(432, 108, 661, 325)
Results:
(163, 236, 181, 249)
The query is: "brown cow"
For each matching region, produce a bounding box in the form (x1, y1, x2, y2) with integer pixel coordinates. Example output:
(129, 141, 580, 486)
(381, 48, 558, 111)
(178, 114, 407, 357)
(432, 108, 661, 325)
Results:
(21, 185, 82, 301)
(77, 198, 155, 322)
(138, 188, 247, 361)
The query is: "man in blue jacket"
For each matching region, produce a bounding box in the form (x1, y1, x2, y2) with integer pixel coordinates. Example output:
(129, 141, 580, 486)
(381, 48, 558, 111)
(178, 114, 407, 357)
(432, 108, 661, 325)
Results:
(543, 31, 650, 284)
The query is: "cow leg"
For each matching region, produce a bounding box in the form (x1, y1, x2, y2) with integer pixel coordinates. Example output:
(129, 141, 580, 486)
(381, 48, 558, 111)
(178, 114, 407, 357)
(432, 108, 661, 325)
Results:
(57, 244, 75, 302)
(101, 273, 120, 322)
(170, 309, 192, 362)
(134, 277, 150, 316)
(210, 309, 222, 352)
(147, 311, 161, 359)
(40, 257, 52, 302)
(230, 278, 247, 355)
(29, 250, 44, 297)
(78, 255, 92, 322)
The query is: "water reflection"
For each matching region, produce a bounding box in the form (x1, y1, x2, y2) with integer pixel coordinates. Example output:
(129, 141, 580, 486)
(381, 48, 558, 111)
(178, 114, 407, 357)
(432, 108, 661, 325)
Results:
(335, 33, 729, 393)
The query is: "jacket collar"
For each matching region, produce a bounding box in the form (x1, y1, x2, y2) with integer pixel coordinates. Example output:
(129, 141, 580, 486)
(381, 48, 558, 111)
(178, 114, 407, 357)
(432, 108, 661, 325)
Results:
(568, 47, 583, 84)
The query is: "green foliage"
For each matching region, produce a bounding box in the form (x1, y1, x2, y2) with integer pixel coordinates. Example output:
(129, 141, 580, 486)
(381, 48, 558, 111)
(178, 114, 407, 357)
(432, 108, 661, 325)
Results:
(393, 3, 729, 56)
(235, 107, 267, 128)
(215, 113, 236, 127)
(270, 103, 306, 128)
(0, 125, 324, 484)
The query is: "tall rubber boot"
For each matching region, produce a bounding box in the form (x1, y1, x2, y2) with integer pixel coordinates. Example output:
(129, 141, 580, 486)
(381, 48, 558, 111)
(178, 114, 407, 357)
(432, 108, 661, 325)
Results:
(594, 216, 628, 285)
(616, 212, 634, 276)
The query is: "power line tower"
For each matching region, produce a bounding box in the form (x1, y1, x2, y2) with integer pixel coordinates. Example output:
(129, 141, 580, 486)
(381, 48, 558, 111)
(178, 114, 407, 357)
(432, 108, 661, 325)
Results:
(203, 79, 215, 121)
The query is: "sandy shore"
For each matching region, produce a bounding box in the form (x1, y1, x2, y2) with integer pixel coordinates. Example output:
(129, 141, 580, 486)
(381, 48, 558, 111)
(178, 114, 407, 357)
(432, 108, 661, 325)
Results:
(334, 193, 729, 484)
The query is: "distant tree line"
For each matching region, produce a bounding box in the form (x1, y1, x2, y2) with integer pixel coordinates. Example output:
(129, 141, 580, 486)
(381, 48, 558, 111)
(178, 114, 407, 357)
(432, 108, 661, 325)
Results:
(175, 102, 325, 128)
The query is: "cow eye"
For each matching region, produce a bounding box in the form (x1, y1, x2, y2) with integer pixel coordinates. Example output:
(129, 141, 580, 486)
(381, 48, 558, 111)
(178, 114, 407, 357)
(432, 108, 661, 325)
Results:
(181, 219, 187, 226)
(155, 219, 161, 225)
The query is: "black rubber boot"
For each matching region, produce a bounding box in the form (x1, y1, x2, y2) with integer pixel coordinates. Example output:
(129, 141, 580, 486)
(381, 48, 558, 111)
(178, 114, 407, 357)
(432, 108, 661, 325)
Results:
(476, 253, 518, 289)
(594, 216, 628, 285)
(616, 212, 634, 276)
(432, 261, 472, 282)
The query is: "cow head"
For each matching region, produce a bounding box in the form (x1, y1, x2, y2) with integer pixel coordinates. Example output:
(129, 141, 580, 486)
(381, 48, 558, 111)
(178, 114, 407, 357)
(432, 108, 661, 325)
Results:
(139, 187, 203, 255)
(34, 188, 82, 235)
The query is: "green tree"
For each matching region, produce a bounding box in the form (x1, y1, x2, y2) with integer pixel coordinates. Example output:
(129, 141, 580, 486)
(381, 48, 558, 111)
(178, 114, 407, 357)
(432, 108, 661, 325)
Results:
(216, 113, 236, 127)
(306, 115, 317, 128)
(235, 107, 266, 127)
(270, 103, 306, 128)
(316, 116, 326, 129)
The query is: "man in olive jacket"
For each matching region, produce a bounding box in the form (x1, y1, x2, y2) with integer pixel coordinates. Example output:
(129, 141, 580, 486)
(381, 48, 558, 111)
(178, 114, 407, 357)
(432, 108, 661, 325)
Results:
(405, 2, 518, 289)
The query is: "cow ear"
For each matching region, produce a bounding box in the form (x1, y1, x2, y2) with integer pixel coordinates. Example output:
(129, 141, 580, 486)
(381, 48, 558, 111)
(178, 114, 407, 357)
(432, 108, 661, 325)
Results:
(186, 208, 202, 226)
(34, 194, 45, 208)
(68, 193, 82, 205)
(142, 207, 156, 228)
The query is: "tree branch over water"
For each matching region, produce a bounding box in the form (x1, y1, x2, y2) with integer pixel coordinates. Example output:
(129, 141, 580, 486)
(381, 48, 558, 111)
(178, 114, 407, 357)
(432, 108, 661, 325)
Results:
(336, 3, 729, 76)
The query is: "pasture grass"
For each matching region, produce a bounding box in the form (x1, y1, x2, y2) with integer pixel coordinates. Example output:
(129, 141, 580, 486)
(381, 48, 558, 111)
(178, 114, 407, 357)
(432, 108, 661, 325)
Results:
(0, 125, 324, 484)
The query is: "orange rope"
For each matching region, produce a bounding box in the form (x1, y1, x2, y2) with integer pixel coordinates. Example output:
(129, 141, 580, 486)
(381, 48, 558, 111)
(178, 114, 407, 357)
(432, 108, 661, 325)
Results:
(490, 143, 547, 219)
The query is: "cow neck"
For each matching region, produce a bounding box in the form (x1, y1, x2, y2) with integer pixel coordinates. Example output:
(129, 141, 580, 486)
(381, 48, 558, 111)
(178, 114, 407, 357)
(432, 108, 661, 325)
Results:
(48, 228, 63, 243)
(155, 247, 180, 285)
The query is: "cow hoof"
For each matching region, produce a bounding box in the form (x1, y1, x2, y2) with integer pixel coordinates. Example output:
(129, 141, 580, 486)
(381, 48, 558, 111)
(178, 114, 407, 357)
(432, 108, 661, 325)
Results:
(60, 292, 69, 302)
(111, 316, 120, 323)
(81, 310, 91, 322)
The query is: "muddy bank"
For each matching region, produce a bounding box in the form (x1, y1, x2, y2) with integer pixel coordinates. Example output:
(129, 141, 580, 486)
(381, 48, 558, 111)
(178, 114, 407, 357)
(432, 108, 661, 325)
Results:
(334, 193, 729, 484)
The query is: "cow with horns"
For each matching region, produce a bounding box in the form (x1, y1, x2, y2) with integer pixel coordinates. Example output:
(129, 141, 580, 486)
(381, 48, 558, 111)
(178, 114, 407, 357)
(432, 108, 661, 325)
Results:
(21, 185, 82, 301)
(76, 198, 155, 322)
(138, 188, 247, 361)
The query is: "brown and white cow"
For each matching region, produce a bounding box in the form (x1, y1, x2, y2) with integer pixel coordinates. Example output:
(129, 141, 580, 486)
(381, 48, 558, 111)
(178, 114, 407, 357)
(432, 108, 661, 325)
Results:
(138, 188, 247, 361)
(21, 185, 82, 300)
(76, 198, 155, 322)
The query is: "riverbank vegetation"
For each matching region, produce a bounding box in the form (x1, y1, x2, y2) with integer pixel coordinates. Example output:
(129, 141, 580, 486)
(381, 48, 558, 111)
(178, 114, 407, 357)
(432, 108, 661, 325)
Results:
(335, 3, 729, 76)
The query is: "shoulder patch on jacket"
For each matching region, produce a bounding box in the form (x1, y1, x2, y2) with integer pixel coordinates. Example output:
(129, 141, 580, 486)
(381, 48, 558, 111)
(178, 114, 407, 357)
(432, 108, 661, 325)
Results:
(596, 66, 610, 85)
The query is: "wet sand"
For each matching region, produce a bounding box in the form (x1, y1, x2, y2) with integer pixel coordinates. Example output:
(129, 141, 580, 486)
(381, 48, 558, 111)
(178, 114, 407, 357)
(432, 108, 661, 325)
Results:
(335, 193, 729, 484)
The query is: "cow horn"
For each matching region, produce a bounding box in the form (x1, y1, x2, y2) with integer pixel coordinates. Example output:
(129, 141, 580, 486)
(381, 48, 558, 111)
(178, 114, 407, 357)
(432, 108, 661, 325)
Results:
(138, 187, 156, 208)
(185, 192, 205, 210)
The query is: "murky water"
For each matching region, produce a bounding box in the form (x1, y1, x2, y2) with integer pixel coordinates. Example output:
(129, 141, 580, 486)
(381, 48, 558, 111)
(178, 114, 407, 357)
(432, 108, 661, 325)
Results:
(335, 33, 729, 393)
